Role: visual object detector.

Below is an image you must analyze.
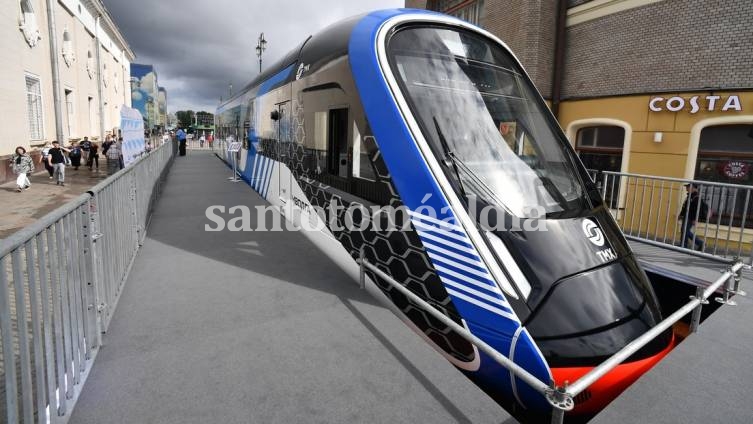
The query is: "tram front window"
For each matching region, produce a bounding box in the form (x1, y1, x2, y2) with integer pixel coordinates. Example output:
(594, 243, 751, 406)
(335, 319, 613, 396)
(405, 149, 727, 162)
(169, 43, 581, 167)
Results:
(387, 26, 591, 218)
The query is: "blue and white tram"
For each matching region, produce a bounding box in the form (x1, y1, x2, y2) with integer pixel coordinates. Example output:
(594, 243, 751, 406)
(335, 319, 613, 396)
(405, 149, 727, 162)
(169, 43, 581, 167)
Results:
(215, 9, 673, 419)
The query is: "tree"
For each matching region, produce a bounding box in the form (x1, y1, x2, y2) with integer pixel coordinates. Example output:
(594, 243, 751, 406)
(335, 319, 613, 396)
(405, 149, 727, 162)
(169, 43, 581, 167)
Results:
(175, 110, 195, 128)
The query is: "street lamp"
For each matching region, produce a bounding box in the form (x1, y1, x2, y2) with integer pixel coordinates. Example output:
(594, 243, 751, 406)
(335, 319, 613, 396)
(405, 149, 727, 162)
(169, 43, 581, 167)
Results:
(255, 32, 267, 73)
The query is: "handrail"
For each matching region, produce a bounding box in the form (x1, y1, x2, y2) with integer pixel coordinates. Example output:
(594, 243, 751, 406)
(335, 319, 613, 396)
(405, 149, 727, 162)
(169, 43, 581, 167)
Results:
(356, 249, 745, 423)
(565, 261, 743, 397)
(601, 170, 753, 190)
(0, 140, 174, 424)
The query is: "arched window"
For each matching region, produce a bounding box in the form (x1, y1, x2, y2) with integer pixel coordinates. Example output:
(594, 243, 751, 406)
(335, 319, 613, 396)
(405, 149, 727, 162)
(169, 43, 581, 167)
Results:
(19, 0, 41, 47)
(695, 124, 753, 227)
(576, 125, 625, 206)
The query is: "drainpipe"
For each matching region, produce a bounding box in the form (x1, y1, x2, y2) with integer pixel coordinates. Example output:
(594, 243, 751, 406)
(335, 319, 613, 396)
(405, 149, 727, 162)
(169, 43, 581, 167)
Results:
(45, 0, 65, 144)
(550, 0, 568, 119)
(95, 14, 105, 142)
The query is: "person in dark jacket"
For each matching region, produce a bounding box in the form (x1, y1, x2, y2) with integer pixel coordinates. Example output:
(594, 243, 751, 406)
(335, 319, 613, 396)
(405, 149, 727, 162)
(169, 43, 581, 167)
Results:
(678, 183, 708, 251)
(47, 141, 70, 186)
(88, 142, 99, 170)
(68, 141, 82, 169)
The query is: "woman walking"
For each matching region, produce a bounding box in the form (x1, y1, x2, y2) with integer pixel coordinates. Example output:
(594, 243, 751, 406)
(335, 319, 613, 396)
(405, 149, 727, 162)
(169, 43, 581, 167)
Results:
(10, 146, 34, 192)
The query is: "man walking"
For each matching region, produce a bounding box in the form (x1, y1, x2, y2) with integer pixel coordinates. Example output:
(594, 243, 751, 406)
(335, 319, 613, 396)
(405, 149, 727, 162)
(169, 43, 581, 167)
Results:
(80, 136, 92, 165)
(678, 183, 709, 251)
(176, 127, 187, 156)
(47, 141, 69, 186)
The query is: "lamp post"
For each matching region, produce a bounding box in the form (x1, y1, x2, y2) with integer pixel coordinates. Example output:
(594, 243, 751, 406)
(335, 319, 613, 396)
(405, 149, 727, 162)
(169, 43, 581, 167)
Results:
(255, 32, 267, 73)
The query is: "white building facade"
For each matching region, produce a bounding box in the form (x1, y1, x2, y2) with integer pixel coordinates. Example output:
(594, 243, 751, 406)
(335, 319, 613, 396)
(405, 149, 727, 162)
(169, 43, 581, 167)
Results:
(0, 0, 134, 159)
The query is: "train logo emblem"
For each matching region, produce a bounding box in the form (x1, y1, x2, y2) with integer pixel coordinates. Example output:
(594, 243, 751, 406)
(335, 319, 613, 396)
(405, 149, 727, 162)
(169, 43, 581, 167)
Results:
(582, 219, 605, 246)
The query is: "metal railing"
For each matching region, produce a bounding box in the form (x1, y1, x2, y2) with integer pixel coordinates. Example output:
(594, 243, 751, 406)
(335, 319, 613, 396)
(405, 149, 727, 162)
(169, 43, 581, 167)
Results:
(357, 249, 745, 423)
(0, 141, 173, 424)
(595, 170, 753, 264)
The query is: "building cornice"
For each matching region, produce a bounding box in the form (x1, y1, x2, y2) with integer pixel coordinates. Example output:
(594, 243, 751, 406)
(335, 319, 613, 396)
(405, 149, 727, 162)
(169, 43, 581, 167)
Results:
(80, 0, 135, 60)
(567, 0, 664, 27)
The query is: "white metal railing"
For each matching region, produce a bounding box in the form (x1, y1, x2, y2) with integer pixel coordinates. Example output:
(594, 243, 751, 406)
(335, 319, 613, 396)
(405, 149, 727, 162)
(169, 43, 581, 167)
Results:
(357, 249, 745, 422)
(0, 141, 174, 423)
(593, 170, 753, 264)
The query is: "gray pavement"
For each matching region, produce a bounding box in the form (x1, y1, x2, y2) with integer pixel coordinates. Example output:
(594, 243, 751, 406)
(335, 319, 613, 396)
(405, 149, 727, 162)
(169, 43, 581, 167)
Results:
(69, 151, 512, 424)
(0, 161, 111, 239)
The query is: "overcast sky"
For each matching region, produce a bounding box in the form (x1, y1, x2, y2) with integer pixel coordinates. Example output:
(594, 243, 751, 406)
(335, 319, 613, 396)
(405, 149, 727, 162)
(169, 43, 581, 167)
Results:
(103, 0, 405, 113)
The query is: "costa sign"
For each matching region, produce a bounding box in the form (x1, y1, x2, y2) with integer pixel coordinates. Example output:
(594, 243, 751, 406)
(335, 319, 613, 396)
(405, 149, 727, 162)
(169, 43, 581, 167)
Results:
(649, 95, 743, 114)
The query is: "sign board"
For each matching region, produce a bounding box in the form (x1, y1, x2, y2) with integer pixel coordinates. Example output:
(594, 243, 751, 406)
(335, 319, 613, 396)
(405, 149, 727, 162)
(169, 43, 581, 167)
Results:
(120, 105, 145, 167)
(228, 142, 242, 152)
(649, 95, 743, 114)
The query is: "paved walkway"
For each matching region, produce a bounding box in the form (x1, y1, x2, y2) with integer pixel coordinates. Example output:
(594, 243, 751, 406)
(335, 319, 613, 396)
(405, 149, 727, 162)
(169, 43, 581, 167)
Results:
(0, 163, 112, 239)
(69, 151, 512, 424)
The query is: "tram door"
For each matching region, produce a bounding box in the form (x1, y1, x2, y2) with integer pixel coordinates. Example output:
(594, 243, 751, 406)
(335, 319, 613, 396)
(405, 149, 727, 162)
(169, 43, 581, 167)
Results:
(276, 101, 291, 205)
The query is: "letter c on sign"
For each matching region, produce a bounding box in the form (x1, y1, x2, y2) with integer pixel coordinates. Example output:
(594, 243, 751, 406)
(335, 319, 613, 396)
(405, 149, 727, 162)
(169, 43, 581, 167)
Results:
(649, 97, 664, 112)
(666, 97, 685, 112)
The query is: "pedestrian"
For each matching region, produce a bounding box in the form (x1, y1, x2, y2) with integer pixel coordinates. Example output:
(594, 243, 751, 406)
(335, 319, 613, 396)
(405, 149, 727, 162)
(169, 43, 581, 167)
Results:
(117, 137, 125, 169)
(68, 141, 82, 169)
(40, 142, 54, 178)
(102, 135, 113, 156)
(145, 141, 153, 152)
(207, 132, 214, 148)
(176, 127, 187, 156)
(47, 141, 69, 186)
(199, 133, 205, 148)
(678, 183, 709, 251)
(88, 142, 100, 170)
(10, 146, 34, 192)
(106, 140, 121, 175)
(80, 136, 91, 165)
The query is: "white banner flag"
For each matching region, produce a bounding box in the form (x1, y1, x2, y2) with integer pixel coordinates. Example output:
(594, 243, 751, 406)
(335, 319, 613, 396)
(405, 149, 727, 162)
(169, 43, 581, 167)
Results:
(120, 105, 145, 167)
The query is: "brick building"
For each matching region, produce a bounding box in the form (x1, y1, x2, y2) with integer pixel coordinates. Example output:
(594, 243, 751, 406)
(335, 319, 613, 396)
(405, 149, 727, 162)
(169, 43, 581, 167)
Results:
(405, 0, 753, 186)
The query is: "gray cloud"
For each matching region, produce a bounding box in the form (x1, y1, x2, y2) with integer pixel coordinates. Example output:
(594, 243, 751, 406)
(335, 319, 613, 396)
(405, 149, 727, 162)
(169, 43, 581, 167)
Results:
(103, 0, 405, 113)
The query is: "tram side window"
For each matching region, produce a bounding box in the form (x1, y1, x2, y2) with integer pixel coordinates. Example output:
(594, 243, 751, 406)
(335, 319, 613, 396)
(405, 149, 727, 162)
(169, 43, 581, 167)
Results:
(352, 122, 377, 181)
(328, 108, 349, 178)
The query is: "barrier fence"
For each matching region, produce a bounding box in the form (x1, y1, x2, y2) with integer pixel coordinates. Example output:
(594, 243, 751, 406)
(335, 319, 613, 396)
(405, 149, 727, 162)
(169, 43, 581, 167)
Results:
(594, 170, 753, 264)
(357, 250, 744, 423)
(0, 141, 174, 424)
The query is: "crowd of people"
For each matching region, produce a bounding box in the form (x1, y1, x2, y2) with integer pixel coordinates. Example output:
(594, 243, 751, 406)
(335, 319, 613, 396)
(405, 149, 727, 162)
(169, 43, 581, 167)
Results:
(9, 133, 127, 193)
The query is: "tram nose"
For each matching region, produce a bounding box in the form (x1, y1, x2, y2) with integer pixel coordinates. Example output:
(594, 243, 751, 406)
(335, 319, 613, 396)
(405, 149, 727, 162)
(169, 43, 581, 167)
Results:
(550, 334, 674, 414)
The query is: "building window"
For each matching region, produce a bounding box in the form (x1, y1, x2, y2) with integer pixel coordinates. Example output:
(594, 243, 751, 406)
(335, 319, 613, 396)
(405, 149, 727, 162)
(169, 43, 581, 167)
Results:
(25, 74, 44, 140)
(64, 89, 75, 138)
(576, 125, 625, 206)
(19, 0, 41, 47)
(88, 96, 95, 135)
(695, 124, 753, 227)
(438, 0, 483, 26)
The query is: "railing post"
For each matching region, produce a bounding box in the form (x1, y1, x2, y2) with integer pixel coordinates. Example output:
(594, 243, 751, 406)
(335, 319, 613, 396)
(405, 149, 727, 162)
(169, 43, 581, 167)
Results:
(83, 196, 104, 348)
(732, 262, 746, 296)
(715, 267, 738, 306)
(689, 286, 707, 334)
(546, 382, 572, 424)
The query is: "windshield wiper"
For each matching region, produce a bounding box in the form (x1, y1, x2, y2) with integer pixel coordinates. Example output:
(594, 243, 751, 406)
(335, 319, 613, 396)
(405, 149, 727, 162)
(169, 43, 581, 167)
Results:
(433, 117, 468, 200)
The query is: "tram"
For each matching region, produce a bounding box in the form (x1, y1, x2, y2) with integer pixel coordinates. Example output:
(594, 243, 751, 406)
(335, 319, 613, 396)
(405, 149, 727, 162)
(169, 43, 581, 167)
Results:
(215, 9, 673, 419)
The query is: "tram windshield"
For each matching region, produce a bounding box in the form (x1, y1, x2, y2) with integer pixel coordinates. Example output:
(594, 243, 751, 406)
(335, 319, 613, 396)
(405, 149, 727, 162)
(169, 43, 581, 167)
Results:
(387, 26, 591, 218)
